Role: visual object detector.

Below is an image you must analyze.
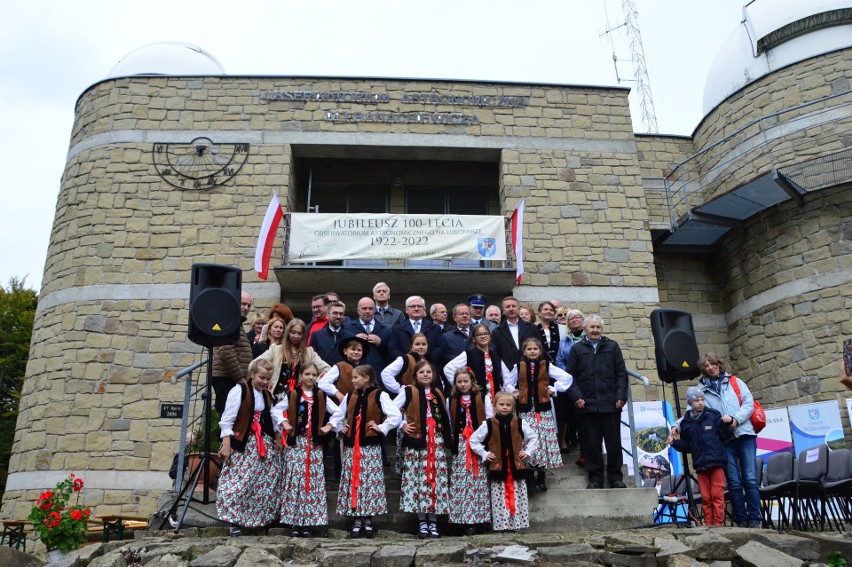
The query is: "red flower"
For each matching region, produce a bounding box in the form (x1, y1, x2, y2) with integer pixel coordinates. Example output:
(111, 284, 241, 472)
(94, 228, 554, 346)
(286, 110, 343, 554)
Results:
(45, 512, 61, 529)
(73, 478, 84, 492)
(37, 491, 53, 510)
(71, 509, 83, 521)
(83, 508, 91, 518)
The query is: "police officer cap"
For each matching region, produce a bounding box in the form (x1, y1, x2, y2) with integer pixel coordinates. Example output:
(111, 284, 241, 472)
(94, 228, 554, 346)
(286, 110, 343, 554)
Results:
(468, 294, 487, 307)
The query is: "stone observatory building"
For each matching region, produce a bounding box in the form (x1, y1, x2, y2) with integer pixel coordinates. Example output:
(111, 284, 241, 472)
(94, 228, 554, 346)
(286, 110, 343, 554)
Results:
(2, 2, 850, 519)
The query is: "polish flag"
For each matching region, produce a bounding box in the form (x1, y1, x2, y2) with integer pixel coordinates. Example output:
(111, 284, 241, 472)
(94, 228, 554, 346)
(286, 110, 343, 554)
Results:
(254, 193, 284, 280)
(511, 197, 525, 285)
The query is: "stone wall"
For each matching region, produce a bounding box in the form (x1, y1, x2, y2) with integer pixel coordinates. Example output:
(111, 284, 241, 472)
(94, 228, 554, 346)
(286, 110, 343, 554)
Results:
(717, 186, 851, 408)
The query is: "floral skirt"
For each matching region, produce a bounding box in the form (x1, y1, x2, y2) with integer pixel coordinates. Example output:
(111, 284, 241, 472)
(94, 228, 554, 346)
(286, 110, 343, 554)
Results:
(520, 410, 563, 469)
(336, 444, 387, 517)
(448, 450, 491, 524)
(400, 440, 449, 514)
(216, 433, 282, 527)
(490, 479, 529, 531)
(279, 435, 328, 526)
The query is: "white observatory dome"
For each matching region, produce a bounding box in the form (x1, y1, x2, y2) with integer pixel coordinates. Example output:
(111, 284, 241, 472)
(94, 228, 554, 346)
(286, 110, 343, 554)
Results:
(106, 42, 225, 78)
(702, 0, 852, 115)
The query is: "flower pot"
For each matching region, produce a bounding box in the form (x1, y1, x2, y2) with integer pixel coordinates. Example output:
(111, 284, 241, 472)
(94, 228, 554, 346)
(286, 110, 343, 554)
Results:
(186, 453, 223, 492)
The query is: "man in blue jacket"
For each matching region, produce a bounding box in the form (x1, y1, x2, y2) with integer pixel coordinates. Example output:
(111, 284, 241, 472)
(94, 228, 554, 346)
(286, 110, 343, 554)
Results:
(565, 315, 628, 489)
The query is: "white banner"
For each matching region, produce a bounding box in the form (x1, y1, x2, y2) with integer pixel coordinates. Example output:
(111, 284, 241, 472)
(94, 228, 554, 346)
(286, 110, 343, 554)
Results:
(287, 213, 507, 263)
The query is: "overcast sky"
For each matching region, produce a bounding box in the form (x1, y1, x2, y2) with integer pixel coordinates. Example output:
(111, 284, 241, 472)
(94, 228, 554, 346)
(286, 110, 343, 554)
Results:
(0, 0, 745, 291)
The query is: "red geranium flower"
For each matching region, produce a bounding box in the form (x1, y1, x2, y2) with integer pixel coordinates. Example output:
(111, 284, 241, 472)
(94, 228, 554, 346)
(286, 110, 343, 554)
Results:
(37, 491, 53, 510)
(45, 511, 61, 529)
(83, 508, 91, 517)
(71, 509, 83, 521)
(73, 478, 84, 492)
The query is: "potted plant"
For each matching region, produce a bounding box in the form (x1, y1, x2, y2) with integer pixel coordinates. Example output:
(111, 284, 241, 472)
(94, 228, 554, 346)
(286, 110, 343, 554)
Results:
(28, 473, 90, 560)
(186, 408, 223, 491)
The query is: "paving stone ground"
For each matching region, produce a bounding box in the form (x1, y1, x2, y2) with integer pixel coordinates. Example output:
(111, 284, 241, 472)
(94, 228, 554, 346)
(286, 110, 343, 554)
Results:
(13, 524, 852, 567)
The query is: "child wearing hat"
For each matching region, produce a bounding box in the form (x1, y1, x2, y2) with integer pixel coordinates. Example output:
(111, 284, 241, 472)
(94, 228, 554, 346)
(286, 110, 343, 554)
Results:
(666, 386, 732, 526)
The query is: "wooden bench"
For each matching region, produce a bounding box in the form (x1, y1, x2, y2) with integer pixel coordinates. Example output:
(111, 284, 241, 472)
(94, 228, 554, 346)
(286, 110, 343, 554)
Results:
(97, 515, 149, 542)
(0, 520, 30, 552)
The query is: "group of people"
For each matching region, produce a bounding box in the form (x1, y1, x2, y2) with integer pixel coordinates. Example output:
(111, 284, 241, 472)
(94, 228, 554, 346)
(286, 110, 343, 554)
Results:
(207, 284, 635, 537)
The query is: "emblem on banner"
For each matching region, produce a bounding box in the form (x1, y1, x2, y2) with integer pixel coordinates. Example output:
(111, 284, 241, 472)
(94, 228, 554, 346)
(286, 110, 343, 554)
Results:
(477, 238, 496, 258)
(808, 408, 820, 420)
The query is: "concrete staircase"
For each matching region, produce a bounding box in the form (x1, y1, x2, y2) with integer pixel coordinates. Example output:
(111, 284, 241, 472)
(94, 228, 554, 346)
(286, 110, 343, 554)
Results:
(156, 444, 658, 534)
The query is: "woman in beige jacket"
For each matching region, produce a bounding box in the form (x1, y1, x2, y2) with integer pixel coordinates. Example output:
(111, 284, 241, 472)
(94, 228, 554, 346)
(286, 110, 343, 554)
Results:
(258, 318, 330, 400)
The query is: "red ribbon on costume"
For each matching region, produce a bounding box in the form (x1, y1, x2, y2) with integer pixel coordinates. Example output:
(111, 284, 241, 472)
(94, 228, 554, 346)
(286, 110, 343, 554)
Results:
(504, 448, 516, 515)
(350, 413, 363, 510)
(425, 391, 438, 510)
(484, 353, 496, 405)
(304, 392, 313, 493)
(287, 362, 298, 393)
(251, 411, 267, 458)
(461, 398, 479, 477)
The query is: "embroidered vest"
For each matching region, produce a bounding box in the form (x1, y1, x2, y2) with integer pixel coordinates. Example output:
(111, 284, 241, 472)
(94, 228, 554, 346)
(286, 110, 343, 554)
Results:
(230, 384, 275, 453)
(484, 416, 528, 480)
(401, 385, 449, 450)
(286, 387, 329, 446)
(517, 357, 553, 413)
(449, 392, 487, 454)
(343, 387, 385, 447)
(335, 361, 355, 396)
(466, 347, 504, 393)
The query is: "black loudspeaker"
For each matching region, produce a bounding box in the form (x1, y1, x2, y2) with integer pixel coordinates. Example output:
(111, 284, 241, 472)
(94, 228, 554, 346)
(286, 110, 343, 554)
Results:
(650, 308, 700, 383)
(188, 263, 242, 347)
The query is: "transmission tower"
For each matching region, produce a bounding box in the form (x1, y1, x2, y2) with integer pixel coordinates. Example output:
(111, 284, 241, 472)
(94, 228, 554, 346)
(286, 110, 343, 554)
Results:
(609, 0, 659, 134)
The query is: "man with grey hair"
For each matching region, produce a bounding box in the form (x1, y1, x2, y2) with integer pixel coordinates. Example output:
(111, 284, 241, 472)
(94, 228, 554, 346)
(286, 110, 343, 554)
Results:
(388, 295, 444, 362)
(565, 314, 628, 489)
(211, 291, 255, 415)
(372, 281, 405, 326)
(485, 305, 502, 325)
(429, 303, 448, 330)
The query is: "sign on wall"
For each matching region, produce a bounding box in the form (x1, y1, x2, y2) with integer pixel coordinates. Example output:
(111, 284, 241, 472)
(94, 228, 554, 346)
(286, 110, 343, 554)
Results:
(287, 213, 507, 263)
(788, 400, 845, 454)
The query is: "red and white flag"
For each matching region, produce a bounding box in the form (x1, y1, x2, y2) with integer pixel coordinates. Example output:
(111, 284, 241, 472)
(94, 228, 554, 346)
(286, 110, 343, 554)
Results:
(510, 197, 525, 285)
(254, 193, 284, 280)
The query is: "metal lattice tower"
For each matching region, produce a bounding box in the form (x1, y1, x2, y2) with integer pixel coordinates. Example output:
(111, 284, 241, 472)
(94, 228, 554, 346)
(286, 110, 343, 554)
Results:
(621, 0, 658, 133)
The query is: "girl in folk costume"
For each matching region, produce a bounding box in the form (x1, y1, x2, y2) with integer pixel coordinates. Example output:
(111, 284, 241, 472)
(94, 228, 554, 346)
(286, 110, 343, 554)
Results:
(216, 358, 283, 537)
(469, 391, 539, 531)
(381, 332, 433, 474)
(261, 318, 330, 402)
(393, 359, 452, 538)
(328, 365, 400, 539)
(444, 324, 511, 407)
(272, 363, 338, 538)
(319, 336, 370, 403)
(505, 338, 573, 491)
(447, 366, 493, 535)
(381, 333, 432, 395)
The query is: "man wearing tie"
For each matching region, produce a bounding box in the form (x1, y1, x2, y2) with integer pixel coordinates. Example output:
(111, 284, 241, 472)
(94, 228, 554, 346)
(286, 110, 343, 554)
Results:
(387, 295, 444, 362)
(343, 297, 391, 377)
(441, 303, 474, 364)
(372, 282, 406, 327)
(491, 296, 539, 370)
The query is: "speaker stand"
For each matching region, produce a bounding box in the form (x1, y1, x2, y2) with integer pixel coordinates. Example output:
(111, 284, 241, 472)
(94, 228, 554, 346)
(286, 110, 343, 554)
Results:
(161, 349, 220, 532)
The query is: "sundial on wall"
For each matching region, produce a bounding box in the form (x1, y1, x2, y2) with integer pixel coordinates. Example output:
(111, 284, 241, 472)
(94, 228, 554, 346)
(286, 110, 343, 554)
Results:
(153, 137, 249, 190)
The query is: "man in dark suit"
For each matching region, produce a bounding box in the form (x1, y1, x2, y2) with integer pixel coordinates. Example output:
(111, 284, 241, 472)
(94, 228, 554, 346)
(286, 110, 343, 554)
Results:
(309, 301, 353, 366)
(372, 281, 406, 326)
(343, 297, 391, 377)
(441, 303, 473, 365)
(491, 296, 539, 370)
(387, 295, 445, 362)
